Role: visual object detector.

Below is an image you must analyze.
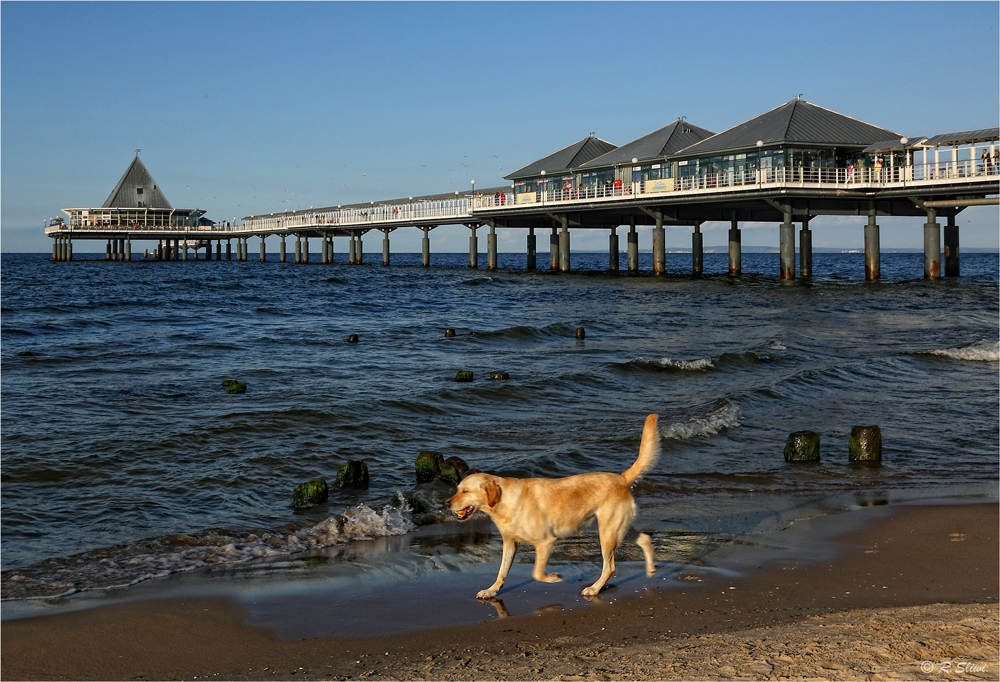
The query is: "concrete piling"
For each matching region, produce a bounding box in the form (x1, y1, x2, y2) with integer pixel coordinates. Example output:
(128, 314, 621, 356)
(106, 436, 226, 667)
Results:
(421, 227, 431, 267)
(784, 432, 821, 462)
(864, 211, 880, 280)
(125, 236, 131, 262)
(382, 229, 391, 266)
(526, 228, 536, 270)
(558, 217, 570, 272)
(468, 226, 478, 269)
(303, 237, 309, 264)
(653, 213, 665, 275)
(260, 236, 266, 263)
(924, 209, 941, 280)
(728, 218, 742, 275)
(609, 228, 619, 272)
(549, 227, 559, 270)
(295, 236, 302, 264)
(779, 210, 795, 280)
(487, 224, 497, 270)
(849, 426, 882, 462)
(691, 223, 703, 275)
(944, 214, 960, 277)
(627, 221, 638, 272)
(800, 218, 812, 277)
(106, 240, 112, 261)
(348, 235, 356, 264)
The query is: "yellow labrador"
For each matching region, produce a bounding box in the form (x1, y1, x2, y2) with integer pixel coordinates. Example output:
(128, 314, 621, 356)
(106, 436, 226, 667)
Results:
(448, 414, 660, 598)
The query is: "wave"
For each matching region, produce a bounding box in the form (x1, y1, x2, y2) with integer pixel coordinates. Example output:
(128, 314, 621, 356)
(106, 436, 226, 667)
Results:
(628, 356, 715, 371)
(661, 402, 741, 440)
(1, 502, 414, 602)
(919, 340, 999, 363)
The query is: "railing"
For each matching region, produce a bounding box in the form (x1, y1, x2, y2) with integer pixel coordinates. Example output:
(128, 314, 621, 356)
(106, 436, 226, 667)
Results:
(47, 220, 241, 234)
(473, 161, 1000, 209)
(242, 197, 471, 233)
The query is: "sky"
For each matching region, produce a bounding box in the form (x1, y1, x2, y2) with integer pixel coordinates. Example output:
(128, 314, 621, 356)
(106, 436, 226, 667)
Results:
(3, 1, 998, 254)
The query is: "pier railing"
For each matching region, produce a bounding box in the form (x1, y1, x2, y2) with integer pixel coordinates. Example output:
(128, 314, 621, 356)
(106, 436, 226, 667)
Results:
(473, 160, 1000, 209)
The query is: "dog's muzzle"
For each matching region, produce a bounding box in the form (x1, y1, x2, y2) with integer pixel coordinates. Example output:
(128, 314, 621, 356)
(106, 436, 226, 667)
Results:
(455, 505, 475, 520)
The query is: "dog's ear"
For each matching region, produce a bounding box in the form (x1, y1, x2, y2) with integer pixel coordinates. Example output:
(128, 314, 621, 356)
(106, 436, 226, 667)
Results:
(483, 478, 501, 508)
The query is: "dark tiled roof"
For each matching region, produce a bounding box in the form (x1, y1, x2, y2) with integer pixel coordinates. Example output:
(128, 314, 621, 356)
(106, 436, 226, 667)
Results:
(579, 120, 715, 169)
(924, 128, 1000, 146)
(103, 156, 173, 209)
(504, 135, 617, 180)
(675, 99, 901, 157)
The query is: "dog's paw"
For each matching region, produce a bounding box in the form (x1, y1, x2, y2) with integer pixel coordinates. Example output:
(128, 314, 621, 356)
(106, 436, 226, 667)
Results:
(540, 572, 562, 583)
(581, 585, 601, 597)
(476, 589, 498, 600)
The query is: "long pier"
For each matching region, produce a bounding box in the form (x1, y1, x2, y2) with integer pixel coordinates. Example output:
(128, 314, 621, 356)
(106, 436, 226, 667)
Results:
(47, 158, 999, 280)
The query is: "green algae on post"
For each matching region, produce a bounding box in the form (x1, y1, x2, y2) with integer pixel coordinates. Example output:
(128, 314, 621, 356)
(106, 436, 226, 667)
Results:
(784, 431, 821, 462)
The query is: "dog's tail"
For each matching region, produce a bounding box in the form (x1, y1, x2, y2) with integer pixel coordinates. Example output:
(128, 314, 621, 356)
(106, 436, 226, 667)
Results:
(622, 414, 660, 486)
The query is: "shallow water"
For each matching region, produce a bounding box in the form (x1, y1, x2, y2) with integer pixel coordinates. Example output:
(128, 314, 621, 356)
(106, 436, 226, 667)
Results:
(2, 250, 997, 601)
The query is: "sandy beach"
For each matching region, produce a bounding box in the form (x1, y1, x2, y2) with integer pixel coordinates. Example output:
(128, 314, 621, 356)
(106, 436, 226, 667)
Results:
(2, 503, 997, 681)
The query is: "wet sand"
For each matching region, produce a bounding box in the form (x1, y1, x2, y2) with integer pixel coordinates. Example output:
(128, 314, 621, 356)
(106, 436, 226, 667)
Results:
(2, 503, 997, 681)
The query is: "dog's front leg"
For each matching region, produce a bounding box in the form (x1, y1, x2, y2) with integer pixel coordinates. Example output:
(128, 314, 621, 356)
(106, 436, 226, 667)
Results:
(531, 538, 562, 583)
(477, 537, 517, 600)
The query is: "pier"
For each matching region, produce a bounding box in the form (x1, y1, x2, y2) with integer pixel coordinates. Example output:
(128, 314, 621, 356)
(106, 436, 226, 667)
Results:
(46, 100, 999, 280)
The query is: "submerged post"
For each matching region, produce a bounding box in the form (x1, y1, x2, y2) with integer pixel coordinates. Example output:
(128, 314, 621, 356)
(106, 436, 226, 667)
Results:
(691, 223, 703, 275)
(728, 211, 741, 275)
(944, 213, 960, 277)
(779, 209, 795, 280)
(526, 228, 536, 270)
(800, 217, 812, 277)
(924, 209, 941, 280)
(627, 220, 638, 272)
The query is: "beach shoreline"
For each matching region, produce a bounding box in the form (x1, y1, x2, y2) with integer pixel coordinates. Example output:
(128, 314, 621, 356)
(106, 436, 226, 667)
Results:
(2, 502, 996, 681)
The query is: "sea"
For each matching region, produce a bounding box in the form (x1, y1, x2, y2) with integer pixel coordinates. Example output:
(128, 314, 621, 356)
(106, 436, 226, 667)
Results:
(2, 250, 998, 611)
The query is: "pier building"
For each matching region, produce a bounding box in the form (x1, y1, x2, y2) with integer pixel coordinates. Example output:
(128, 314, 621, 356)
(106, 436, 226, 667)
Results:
(46, 99, 998, 280)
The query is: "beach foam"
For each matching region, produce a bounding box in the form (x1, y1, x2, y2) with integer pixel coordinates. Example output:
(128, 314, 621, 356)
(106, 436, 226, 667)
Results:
(922, 339, 999, 362)
(661, 402, 742, 440)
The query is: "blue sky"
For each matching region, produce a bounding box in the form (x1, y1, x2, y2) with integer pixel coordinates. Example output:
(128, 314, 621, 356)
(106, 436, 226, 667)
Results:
(3, 1, 998, 253)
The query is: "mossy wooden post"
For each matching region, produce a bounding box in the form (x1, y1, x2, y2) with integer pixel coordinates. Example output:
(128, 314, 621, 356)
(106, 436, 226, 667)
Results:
(455, 370, 474, 382)
(849, 426, 882, 462)
(576, 327, 586, 340)
(222, 379, 247, 394)
(444, 328, 456, 337)
(347, 334, 359, 343)
(489, 371, 509, 380)
(784, 432, 820, 461)
(415, 451, 444, 482)
(293, 478, 329, 508)
(335, 460, 370, 488)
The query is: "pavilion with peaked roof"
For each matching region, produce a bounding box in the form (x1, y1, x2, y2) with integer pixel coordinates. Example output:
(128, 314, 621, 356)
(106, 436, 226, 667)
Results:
(61, 153, 209, 231)
(504, 134, 618, 203)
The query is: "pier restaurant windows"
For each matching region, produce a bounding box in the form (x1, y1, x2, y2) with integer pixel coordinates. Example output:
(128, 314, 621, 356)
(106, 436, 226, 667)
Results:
(581, 169, 615, 196)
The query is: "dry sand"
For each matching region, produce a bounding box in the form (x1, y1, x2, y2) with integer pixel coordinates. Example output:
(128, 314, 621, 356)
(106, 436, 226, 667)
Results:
(2, 503, 997, 681)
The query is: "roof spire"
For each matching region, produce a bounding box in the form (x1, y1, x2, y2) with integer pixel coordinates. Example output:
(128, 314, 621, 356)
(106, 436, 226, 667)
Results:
(136, 148, 140, 157)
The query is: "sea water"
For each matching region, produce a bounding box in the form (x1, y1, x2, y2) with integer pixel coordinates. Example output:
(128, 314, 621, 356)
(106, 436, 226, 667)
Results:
(2, 251, 997, 602)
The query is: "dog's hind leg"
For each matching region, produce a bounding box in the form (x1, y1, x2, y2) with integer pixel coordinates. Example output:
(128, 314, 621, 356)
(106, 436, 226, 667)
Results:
(582, 523, 624, 597)
(531, 538, 562, 583)
(477, 537, 518, 600)
(636, 532, 655, 576)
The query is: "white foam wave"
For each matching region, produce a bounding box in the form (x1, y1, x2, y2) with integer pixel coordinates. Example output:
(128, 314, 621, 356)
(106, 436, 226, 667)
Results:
(924, 340, 999, 363)
(2, 502, 415, 601)
(661, 402, 742, 440)
(634, 356, 715, 371)
(766, 341, 787, 351)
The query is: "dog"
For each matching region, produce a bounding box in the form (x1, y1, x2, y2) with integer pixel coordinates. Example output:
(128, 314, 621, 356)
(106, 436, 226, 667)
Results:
(448, 414, 660, 599)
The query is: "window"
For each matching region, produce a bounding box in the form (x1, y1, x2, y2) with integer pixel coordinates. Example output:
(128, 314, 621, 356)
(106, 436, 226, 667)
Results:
(136, 187, 143, 194)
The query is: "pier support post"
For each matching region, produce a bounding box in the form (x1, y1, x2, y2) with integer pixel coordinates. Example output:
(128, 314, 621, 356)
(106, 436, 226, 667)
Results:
(295, 235, 302, 264)
(226, 240, 232, 261)
(653, 213, 665, 275)
(779, 210, 795, 280)
(53, 237, 60, 262)
(348, 235, 356, 264)
(382, 229, 391, 266)
(944, 214, 960, 277)
(67, 237, 72, 262)
(183, 241, 189, 261)
(106, 240, 112, 261)
(864, 212, 880, 280)
(692, 223, 703, 275)
(112, 238, 119, 261)
(126, 236, 131, 262)
(609, 227, 619, 272)
(356, 234, 364, 264)
(558, 216, 570, 272)
(549, 227, 559, 270)
(421, 227, 430, 267)
(468, 225, 478, 269)
(303, 237, 310, 264)
(627, 220, 638, 272)
(924, 209, 941, 280)
(800, 218, 813, 277)
(728, 213, 741, 275)
(526, 228, 536, 270)
(260, 236, 266, 263)
(215, 240, 221, 261)
(487, 224, 497, 270)
(173, 239, 179, 261)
